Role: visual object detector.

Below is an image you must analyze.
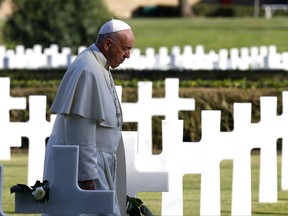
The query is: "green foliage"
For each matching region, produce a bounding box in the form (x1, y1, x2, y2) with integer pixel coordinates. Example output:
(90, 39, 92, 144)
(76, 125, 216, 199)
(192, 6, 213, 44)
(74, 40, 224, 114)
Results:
(2, 0, 113, 52)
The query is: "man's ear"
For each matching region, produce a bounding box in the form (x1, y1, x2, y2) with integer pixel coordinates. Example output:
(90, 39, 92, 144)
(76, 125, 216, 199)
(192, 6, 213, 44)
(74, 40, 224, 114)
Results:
(104, 38, 113, 50)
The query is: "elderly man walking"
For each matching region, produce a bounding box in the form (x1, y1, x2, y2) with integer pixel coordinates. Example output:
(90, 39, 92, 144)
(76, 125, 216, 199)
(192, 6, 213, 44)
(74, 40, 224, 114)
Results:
(43, 19, 135, 216)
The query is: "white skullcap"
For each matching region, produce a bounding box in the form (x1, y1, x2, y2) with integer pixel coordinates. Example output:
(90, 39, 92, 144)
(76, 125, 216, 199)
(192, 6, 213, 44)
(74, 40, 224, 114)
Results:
(99, 19, 131, 35)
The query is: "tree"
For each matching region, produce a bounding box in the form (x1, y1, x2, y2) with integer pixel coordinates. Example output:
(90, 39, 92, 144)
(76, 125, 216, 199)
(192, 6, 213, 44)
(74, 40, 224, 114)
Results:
(2, 0, 113, 52)
(178, 0, 194, 17)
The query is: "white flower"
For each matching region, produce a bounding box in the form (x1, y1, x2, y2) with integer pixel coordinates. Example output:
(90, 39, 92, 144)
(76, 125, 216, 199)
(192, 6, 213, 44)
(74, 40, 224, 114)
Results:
(32, 187, 46, 200)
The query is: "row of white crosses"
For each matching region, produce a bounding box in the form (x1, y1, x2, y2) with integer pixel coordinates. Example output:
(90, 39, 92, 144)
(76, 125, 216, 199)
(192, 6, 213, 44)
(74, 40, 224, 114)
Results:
(1, 44, 288, 70)
(0, 77, 288, 215)
(0, 77, 191, 215)
(0, 44, 83, 69)
(121, 45, 288, 71)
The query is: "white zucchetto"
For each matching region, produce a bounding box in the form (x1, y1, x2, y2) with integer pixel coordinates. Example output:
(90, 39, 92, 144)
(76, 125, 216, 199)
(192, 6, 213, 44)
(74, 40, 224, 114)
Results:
(98, 19, 131, 35)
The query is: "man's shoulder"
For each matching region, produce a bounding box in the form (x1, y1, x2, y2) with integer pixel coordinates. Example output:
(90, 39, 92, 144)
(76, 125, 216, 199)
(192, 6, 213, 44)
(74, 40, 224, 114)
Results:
(71, 49, 101, 70)
(75, 48, 94, 61)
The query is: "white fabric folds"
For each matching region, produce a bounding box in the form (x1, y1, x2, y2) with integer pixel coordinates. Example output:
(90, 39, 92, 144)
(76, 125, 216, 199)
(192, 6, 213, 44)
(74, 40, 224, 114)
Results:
(51, 45, 118, 128)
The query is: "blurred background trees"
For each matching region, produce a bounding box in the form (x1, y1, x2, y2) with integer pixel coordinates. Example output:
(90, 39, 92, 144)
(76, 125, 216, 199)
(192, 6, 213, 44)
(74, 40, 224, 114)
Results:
(2, 0, 112, 52)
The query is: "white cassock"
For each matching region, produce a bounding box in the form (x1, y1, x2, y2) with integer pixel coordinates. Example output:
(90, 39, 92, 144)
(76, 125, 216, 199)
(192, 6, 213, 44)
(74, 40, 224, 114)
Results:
(43, 44, 127, 216)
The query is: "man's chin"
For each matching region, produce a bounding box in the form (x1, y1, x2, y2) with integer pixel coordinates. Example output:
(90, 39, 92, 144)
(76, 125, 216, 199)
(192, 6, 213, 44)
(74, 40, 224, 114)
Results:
(111, 63, 121, 69)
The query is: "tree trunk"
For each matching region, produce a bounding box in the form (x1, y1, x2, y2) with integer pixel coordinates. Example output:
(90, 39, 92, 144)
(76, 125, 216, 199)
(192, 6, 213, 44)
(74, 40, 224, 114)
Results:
(254, 0, 260, 17)
(178, 0, 193, 17)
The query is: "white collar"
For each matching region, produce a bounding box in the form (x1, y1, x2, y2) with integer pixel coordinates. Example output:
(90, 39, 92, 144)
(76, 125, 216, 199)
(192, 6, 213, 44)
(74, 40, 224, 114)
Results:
(91, 43, 107, 62)
(90, 43, 109, 69)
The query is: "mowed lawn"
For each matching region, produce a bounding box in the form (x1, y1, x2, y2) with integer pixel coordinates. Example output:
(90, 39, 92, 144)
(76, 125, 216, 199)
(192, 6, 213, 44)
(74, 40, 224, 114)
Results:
(0, 17, 287, 53)
(1, 150, 288, 215)
(128, 17, 288, 53)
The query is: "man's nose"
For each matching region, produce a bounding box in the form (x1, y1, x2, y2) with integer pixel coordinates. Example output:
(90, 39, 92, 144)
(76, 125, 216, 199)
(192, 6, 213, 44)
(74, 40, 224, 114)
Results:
(125, 50, 130, 58)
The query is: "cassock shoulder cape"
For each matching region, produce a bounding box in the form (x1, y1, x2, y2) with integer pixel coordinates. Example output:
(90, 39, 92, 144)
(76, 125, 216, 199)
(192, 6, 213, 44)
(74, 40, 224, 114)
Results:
(50, 45, 118, 128)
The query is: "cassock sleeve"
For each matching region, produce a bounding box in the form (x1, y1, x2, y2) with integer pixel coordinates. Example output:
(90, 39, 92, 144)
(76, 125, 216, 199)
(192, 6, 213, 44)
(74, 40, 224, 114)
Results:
(63, 114, 99, 181)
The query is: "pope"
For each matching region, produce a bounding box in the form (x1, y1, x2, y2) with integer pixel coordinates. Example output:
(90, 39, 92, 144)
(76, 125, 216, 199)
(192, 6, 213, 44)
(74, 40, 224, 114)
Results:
(43, 19, 135, 216)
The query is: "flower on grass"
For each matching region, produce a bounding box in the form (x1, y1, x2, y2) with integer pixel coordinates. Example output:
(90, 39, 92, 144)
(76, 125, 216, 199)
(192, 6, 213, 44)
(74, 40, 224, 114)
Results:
(10, 180, 50, 203)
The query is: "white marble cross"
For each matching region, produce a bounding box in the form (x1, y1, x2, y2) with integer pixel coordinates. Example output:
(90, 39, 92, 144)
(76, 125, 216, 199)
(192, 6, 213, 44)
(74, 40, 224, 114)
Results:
(13, 96, 56, 185)
(229, 97, 278, 205)
(0, 77, 26, 160)
(15, 145, 114, 215)
(122, 131, 169, 197)
(121, 78, 195, 154)
(161, 120, 204, 216)
(200, 108, 252, 216)
(257, 96, 278, 203)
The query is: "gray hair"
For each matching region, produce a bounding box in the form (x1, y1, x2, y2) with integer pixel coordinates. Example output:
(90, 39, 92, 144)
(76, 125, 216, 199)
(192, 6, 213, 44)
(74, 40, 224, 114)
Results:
(96, 32, 116, 44)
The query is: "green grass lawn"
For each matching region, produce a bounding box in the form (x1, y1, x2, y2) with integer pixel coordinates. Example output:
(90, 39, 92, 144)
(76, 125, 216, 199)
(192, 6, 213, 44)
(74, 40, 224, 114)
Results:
(0, 17, 287, 54)
(1, 150, 288, 216)
(127, 17, 288, 53)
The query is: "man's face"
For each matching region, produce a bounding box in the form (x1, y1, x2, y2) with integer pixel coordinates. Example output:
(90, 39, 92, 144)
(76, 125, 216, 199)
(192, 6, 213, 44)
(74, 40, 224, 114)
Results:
(106, 29, 134, 68)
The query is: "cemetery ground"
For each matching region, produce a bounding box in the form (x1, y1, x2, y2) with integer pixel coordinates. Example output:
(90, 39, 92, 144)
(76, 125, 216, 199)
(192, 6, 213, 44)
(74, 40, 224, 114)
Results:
(1, 149, 288, 216)
(3, 70, 288, 216)
(0, 16, 288, 215)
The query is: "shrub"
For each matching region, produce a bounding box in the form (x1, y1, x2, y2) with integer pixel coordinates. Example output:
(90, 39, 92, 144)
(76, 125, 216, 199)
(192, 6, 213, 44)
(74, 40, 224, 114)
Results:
(2, 0, 112, 53)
